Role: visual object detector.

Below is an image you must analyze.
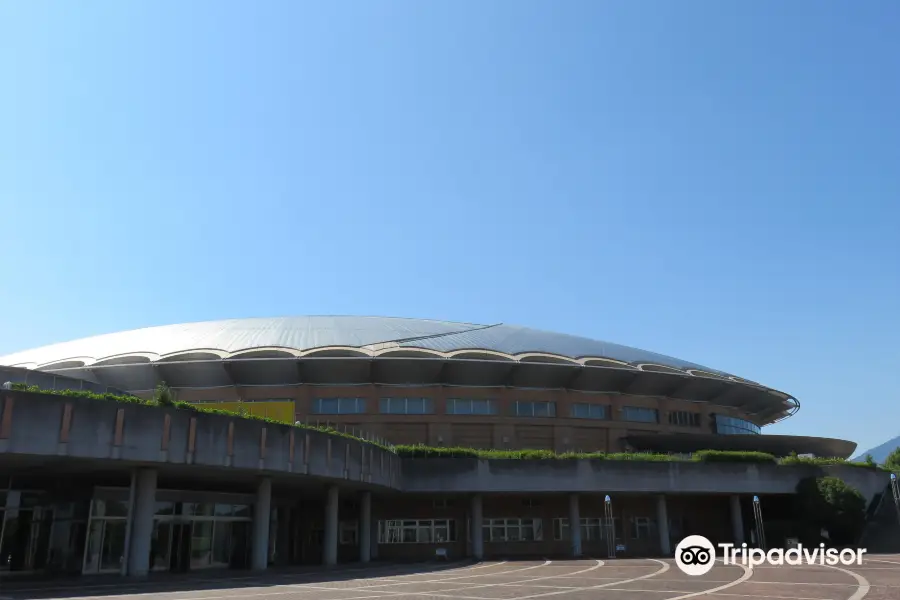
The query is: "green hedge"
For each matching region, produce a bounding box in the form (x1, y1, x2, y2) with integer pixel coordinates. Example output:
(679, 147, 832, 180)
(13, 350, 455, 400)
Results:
(692, 449, 777, 464)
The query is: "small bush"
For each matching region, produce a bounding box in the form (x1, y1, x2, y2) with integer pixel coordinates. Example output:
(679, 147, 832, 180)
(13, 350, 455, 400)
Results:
(795, 476, 866, 545)
(153, 381, 176, 406)
(693, 450, 777, 464)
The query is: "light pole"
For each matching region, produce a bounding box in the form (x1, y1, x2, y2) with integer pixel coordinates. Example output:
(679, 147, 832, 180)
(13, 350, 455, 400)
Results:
(604, 495, 616, 559)
(752, 495, 767, 552)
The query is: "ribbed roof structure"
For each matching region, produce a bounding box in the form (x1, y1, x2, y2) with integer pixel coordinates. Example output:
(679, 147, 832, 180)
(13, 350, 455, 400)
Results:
(0, 316, 798, 424)
(0, 316, 724, 372)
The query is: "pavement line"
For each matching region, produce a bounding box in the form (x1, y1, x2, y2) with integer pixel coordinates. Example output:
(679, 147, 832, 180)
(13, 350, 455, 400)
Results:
(509, 558, 671, 600)
(1, 563, 482, 595)
(862, 558, 900, 565)
(398, 559, 606, 596)
(334, 559, 553, 589)
(251, 560, 605, 600)
(142, 561, 549, 600)
(823, 564, 870, 600)
(663, 560, 754, 600)
(40, 562, 509, 600)
(710, 594, 845, 600)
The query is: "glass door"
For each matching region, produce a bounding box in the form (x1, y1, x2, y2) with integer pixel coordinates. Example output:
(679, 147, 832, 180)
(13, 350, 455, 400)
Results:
(82, 519, 127, 574)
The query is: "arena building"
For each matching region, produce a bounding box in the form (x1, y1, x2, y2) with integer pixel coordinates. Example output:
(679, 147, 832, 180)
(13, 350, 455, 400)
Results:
(0, 316, 854, 457)
(0, 316, 868, 578)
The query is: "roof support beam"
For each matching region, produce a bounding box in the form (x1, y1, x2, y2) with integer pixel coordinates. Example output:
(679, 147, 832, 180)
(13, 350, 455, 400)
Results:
(502, 363, 521, 387)
(434, 361, 450, 386)
(662, 376, 693, 398)
(564, 366, 585, 390)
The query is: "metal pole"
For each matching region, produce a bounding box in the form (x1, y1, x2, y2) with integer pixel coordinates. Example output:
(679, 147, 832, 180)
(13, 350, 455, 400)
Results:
(604, 495, 615, 559)
(891, 474, 900, 524)
(752, 495, 766, 552)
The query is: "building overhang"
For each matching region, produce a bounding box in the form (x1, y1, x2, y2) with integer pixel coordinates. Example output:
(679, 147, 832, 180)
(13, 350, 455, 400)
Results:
(624, 432, 856, 459)
(38, 356, 800, 426)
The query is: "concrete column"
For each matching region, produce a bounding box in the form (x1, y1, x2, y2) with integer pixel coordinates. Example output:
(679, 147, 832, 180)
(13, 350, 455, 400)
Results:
(252, 478, 272, 571)
(359, 492, 372, 563)
(324, 485, 339, 566)
(370, 517, 379, 560)
(126, 468, 157, 577)
(656, 495, 671, 556)
(569, 494, 582, 558)
(730, 495, 745, 545)
(470, 494, 484, 560)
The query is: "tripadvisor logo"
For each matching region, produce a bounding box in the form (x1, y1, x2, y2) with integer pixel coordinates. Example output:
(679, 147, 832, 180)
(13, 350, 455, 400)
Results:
(675, 535, 716, 576)
(675, 535, 868, 575)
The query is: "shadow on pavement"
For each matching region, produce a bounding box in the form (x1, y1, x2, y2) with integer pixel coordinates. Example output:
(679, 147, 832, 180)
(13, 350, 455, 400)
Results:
(0, 560, 473, 599)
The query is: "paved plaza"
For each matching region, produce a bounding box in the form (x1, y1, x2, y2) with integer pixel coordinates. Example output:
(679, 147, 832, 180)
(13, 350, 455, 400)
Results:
(2, 556, 900, 600)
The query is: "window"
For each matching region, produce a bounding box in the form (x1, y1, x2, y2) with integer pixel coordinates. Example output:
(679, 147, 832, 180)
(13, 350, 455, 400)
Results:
(447, 398, 496, 415)
(312, 398, 366, 415)
(571, 403, 607, 420)
(515, 401, 556, 418)
(340, 521, 358, 545)
(668, 411, 701, 427)
(715, 415, 761, 435)
(483, 518, 542, 542)
(553, 517, 620, 541)
(630, 516, 656, 540)
(378, 519, 457, 544)
(622, 406, 658, 423)
(379, 398, 433, 415)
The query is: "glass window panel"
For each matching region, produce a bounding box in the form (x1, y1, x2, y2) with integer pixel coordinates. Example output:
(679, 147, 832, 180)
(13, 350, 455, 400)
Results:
(491, 526, 505, 542)
(154, 501, 175, 516)
(211, 522, 232, 567)
(474, 399, 493, 415)
(151, 521, 172, 571)
(402, 527, 417, 543)
(100, 520, 128, 571)
(93, 499, 129, 518)
(191, 521, 213, 567)
(214, 503, 234, 517)
(623, 407, 658, 423)
(417, 524, 432, 543)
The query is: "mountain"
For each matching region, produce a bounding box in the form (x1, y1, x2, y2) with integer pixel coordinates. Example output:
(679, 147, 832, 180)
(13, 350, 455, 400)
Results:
(853, 435, 900, 463)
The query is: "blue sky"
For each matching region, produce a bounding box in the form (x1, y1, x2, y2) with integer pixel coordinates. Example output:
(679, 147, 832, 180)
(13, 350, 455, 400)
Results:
(1, 1, 897, 453)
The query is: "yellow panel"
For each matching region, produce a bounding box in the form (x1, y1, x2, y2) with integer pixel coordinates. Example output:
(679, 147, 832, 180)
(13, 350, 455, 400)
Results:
(192, 401, 296, 424)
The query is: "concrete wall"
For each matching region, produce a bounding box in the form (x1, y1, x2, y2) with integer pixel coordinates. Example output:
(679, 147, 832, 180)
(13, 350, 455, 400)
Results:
(0, 390, 885, 503)
(401, 458, 889, 503)
(0, 390, 400, 489)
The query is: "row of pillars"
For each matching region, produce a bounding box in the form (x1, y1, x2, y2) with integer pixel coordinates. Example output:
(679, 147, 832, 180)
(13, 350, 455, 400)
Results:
(468, 493, 746, 560)
(125, 470, 749, 574)
(123, 469, 373, 576)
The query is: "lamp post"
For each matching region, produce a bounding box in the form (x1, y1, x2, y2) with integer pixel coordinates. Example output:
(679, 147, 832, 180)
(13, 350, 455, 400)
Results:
(752, 495, 766, 552)
(604, 495, 616, 559)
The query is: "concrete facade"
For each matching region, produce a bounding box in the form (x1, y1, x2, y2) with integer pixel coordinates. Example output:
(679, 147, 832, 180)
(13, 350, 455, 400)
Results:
(0, 389, 888, 577)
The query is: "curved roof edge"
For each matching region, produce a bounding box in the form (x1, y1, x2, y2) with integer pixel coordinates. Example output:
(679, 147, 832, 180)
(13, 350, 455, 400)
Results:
(625, 433, 856, 459)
